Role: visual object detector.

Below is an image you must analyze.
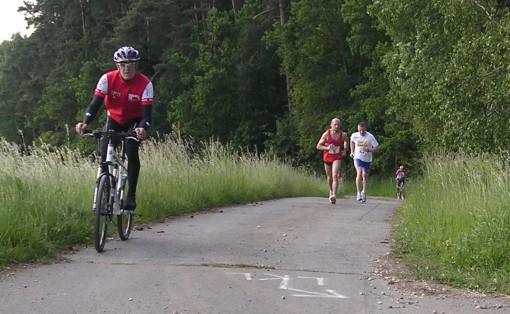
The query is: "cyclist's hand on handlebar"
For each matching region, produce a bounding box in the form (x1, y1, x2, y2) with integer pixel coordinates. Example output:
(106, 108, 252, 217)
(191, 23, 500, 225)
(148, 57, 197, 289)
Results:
(75, 122, 88, 134)
(134, 127, 147, 140)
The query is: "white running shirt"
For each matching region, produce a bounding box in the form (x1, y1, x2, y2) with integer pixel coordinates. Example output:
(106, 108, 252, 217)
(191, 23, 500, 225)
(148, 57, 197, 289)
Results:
(350, 131, 379, 162)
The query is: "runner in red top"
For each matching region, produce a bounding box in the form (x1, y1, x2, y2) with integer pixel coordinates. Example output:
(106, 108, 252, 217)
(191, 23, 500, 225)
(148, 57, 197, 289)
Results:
(75, 46, 153, 211)
(316, 118, 349, 204)
(322, 129, 344, 163)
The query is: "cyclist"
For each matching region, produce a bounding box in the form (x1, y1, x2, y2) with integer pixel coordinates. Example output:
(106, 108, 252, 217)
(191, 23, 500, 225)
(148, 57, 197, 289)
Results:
(395, 165, 406, 189)
(316, 118, 349, 204)
(75, 46, 154, 211)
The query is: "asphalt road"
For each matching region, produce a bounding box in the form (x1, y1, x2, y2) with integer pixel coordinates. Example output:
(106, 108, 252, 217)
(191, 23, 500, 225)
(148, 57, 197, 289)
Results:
(0, 196, 508, 314)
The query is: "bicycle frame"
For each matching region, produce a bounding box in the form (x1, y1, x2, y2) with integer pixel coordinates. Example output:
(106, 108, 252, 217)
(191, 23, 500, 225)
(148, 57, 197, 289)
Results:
(85, 130, 138, 252)
(94, 139, 128, 215)
(88, 131, 136, 215)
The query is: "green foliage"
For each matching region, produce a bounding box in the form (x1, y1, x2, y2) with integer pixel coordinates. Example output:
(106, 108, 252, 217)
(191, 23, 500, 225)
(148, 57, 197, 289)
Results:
(168, 2, 287, 151)
(0, 0, 506, 183)
(4, 0, 510, 293)
(0, 0, 414, 174)
(0, 37, 41, 144)
(168, 8, 239, 140)
(271, 0, 360, 160)
(369, 0, 510, 154)
(393, 152, 510, 293)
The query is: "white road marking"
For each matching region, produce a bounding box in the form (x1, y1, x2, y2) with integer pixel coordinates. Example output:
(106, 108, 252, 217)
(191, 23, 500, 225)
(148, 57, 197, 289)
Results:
(259, 273, 290, 289)
(297, 276, 325, 286)
(289, 288, 348, 298)
(228, 272, 349, 299)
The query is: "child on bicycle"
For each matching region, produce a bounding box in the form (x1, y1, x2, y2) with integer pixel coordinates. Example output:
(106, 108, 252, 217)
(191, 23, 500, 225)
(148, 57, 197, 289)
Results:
(395, 165, 406, 188)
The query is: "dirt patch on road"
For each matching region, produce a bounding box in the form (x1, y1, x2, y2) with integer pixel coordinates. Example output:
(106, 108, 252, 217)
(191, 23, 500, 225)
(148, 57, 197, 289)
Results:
(373, 252, 509, 302)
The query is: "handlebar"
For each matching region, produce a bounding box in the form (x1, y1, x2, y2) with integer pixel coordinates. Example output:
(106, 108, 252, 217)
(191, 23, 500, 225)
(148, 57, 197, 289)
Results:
(82, 130, 139, 142)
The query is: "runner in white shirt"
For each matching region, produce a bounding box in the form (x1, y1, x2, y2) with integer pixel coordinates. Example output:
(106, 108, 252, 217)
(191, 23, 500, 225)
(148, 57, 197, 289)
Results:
(349, 122, 379, 203)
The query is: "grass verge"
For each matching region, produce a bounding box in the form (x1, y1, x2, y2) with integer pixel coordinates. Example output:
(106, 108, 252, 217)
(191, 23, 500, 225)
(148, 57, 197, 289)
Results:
(392, 152, 510, 293)
(0, 135, 325, 266)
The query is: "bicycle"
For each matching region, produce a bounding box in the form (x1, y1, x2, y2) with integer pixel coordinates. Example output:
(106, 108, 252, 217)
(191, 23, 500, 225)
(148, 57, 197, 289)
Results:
(396, 177, 405, 200)
(84, 130, 138, 252)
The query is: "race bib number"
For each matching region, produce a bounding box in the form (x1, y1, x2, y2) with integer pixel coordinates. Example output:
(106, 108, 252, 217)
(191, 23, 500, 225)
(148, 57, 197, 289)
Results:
(329, 146, 340, 154)
(357, 140, 368, 154)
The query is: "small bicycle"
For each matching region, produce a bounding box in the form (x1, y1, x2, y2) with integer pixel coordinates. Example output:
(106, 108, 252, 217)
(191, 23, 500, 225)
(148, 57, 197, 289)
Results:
(84, 130, 137, 252)
(396, 178, 405, 200)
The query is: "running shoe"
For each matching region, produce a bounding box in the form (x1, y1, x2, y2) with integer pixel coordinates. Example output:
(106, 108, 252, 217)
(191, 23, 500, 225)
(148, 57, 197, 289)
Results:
(357, 191, 362, 202)
(329, 195, 336, 204)
(361, 191, 366, 203)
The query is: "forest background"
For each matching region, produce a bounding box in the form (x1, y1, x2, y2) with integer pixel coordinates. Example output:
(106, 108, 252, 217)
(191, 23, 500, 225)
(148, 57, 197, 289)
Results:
(1, 0, 509, 175)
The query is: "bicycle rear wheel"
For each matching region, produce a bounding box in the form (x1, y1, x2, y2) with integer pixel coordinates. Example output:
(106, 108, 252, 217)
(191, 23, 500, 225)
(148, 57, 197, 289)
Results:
(117, 207, 134, 240)
(94, 175, 111, 252)
(397, 183, 405, 200)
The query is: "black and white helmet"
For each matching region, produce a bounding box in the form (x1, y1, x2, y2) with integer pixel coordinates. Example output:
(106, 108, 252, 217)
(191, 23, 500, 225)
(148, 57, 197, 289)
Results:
(113, 46, 140, 63)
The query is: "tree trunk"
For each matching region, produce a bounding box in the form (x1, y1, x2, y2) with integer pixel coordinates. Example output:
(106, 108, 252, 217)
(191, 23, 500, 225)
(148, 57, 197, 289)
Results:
(279, 0, 291, 107)
(79, 0, 86, 36)
(232, 0, 237, 14)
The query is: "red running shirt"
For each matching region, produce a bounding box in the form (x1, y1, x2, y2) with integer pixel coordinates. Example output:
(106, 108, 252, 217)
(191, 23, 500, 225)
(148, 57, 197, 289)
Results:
(322, 130, 344, 163)
(94, 70, 153, 125)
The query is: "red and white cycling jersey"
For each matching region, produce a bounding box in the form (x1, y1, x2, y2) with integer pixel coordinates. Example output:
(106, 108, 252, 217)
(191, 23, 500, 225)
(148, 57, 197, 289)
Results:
(94, 70, 153, 125)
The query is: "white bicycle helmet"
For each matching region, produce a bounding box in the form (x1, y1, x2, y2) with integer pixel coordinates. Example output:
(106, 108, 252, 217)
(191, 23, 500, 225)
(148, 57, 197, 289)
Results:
(113, 46, 140, 63)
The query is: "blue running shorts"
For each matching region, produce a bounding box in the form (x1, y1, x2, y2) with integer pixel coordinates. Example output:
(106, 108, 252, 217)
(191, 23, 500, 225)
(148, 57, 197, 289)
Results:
(354, 159, 372, 173)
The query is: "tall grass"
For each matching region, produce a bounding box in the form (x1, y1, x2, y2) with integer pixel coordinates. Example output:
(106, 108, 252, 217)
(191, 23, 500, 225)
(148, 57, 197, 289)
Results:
(7, 136, 508, 293)
(138, 135, 326, 220)
(393, 152, 510, 293)
(0, 140, 92, 264)
(0, 135, 325, 265)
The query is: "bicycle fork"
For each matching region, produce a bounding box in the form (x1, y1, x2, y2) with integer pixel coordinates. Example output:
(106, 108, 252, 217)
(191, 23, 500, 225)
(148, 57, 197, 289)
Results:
(92, 167, 104, 212)
(112, 165, 128, 215)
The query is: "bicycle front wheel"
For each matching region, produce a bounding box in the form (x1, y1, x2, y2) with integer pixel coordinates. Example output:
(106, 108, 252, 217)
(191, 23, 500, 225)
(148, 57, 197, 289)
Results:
(117, 207, 134, 240)
(94, 175, 111, 252)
